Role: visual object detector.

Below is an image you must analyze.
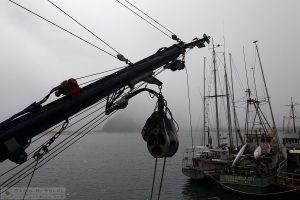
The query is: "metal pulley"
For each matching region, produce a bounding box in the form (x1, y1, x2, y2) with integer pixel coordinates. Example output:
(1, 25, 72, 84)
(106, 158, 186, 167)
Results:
(142, 111, 170, 158)
(141, 94, 179, 158)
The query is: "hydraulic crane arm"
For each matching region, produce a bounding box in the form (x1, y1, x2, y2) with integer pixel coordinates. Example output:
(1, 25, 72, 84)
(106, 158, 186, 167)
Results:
(0, 34, 210, 164)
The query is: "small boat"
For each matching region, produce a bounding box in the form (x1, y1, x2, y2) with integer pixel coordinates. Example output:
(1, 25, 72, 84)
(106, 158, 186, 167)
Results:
(182, 145, 230, 179)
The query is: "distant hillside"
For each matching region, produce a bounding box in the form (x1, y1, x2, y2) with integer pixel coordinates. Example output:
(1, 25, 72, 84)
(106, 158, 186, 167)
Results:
(101, 113, 142, 133)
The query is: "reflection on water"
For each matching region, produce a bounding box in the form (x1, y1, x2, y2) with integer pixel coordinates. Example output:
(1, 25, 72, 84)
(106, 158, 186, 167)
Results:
(181, 178, 295, 200)
(182, 178, 224, 200)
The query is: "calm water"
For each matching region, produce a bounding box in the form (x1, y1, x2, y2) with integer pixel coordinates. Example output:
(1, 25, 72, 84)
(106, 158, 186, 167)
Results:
(0, 132, 291, 199)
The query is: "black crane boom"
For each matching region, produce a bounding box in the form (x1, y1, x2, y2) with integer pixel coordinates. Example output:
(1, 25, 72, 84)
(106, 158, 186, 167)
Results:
(0, 35, 210, 164)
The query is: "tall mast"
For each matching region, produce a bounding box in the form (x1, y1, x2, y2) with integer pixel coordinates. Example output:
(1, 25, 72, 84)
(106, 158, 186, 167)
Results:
(291, 98, 296, 133)
(203, 57, 206, 145)
(223, 53, 233, 148)
(229, 53, 243, 147)
(212, 39, 220, 147)
(287, 97, 298, 133)
(243, 46, 251, 137)
(254, 41, 276, 130)
(283, 116, 286, 133)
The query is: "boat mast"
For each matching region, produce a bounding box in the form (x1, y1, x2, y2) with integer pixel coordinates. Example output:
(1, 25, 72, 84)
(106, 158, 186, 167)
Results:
(229, 53, 244, 147)
(283, 116, 286, 133)
(223, 53, 233, 149)
(203, 57, 206, 145)
(291, 98, 297, 133)
(212, 39, 220, 147)
(287, 97, 298, 133)
(243, 46, 251, 138)
(254, 41, 276, 130)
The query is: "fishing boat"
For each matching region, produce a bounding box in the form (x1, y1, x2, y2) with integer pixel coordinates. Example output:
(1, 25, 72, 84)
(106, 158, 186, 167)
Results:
(279, 98, 300, 158)
(275, 99, 300, 192)
(182, 40, 242, 180)
(220, 41, 282, 194)
(276, 145, 300, 192)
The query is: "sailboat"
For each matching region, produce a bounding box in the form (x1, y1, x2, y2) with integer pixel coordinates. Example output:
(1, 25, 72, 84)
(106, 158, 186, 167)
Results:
(220, 41, 282, 194)
(182, 40, 241, 180)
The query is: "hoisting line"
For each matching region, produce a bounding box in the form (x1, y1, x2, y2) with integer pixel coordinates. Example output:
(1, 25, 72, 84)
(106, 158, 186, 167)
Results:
(184, 61, 194, 153)
(150, 158, 158, 200)
(115, 0, 172, 40)
(8, 0, 118, 60)
(157, 157, 167, 200)
(122, 0, 177, 36)
(46, 0, 131, 64)
(22, 159, 38, 200)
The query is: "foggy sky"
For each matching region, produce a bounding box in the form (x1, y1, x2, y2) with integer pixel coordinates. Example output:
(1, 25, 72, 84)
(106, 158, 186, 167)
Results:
(1, 0, 300, 131)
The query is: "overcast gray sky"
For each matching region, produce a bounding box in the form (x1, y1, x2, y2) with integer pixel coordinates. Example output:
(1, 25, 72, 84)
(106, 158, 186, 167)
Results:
(1, 0, 300, 130)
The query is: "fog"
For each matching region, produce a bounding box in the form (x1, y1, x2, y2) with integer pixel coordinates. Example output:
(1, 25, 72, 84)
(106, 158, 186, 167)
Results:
(1, 0, 300, 132)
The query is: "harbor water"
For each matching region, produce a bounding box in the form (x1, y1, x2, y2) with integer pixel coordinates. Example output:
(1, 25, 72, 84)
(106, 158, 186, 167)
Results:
(0, 131, 293, 199)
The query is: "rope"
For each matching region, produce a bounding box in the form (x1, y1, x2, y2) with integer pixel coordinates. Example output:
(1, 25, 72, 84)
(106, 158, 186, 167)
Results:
(115, 0, 172, 40)
(76, 66, 126, 80)
(32, 100, 104, 143)
(157, 157, 167, 200)
(46, 0, 131, 64)
(207, 173, 300, 196)
(185, 67, 194, 149)
(0, 112, 113, 194)
(28, 100, 106, 157)
(22, 160, 38, 200)
(8, 0, 118, 60)
(150, 158, 158, 200)
(122, 0, 177, 36)
(0, 104, 107, 187)
(231, 56, 245, 93)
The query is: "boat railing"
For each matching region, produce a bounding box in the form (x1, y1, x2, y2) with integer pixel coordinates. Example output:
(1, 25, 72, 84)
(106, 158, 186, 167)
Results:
(277, 160, 300, 187)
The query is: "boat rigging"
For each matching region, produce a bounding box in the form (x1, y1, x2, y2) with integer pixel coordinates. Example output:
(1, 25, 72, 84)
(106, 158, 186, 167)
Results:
(0, 34, 210, 165)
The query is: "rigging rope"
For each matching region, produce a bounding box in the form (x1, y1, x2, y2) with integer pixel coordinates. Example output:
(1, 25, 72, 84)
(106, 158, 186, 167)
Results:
(0, 111, 114, 194)
(150, 158, 158, 200)
(157, 157, 167, 200)
(115, 0, 173, 40)
(122, 0, 177, 36)
(231, 57, 245, 93)
(22, 159, 38, 200)
(8, 0, 118, 60)
(76, 66, 126, 80)
(185, 67, 194, 149)
(46, 0, 132, 64)
(0, 101, 107, 187)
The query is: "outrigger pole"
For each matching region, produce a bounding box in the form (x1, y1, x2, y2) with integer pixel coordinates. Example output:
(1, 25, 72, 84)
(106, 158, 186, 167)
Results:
(0, 35, 210, 164)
